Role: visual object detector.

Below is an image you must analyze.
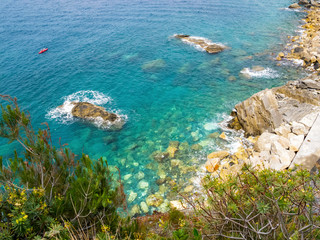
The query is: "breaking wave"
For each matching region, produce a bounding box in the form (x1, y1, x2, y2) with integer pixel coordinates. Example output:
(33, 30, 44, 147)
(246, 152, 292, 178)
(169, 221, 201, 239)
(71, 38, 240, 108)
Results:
(46, 90, 127, 129)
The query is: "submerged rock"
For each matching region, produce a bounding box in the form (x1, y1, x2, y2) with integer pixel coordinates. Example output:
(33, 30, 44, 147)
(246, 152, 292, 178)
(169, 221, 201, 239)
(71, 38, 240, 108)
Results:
(146, 194, 164, 207)
(142, 59, 166, 72)
(174, 34, 228, 54)
(66, 102, 124, 129)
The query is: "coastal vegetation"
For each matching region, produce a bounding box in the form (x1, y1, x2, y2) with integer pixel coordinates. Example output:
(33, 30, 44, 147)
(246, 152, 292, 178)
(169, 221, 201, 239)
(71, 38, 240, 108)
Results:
(1, 95, 320, 239)
(1, 1, 320, 239)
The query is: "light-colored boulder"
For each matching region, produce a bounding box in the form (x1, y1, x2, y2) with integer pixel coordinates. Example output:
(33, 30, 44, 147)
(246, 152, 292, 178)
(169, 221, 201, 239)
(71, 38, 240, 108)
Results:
(123, 174, 132, 181)
(254, 132, 289, 152)
(146, 194, 164, 207)
(130, 204, 141, 215)
(290, 114, 320, 170)
(288, 133, 304, 152)
(135, 171, 145, 180)
(128, 191, 137, 203)
(275, 124, 291, 138)
(204, 158, 220, 172)
(291, 121, 308, 135)
(138, 180, 149, 189)
(170, 200, 186, 210)
(140, 202, 149, 213)
(271, 142, 295, 169)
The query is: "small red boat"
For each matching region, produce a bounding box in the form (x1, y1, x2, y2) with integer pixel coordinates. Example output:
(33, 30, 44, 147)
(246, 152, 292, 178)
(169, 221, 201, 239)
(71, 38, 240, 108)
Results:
(38, 48, 48, 54)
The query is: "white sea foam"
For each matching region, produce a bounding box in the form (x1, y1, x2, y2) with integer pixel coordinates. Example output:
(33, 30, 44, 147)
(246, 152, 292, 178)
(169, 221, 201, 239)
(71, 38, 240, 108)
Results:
(240, 67, 279, 78)
(46, 90, 127, 129)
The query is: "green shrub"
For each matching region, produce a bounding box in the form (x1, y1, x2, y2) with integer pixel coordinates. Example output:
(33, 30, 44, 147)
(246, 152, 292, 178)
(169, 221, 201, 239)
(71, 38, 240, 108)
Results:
(180, 165, 320, 239)
(0, 95, 138, 239)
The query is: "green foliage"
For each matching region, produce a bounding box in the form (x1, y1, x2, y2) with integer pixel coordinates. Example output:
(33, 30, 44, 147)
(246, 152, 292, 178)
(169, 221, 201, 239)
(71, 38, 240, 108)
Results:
(184, 164, 320, 239)
(0, 95, 136, 239)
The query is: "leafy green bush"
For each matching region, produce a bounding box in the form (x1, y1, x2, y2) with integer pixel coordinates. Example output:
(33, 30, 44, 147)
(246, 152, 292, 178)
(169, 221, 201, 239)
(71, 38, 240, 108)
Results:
(0, 95, 138, 239)
(180, 165, 320, 239)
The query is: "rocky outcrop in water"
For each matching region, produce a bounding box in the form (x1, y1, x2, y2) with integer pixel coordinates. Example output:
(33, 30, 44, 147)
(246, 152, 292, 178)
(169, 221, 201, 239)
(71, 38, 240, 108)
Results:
(66, 102, 124, 129)
(174, 34, 228, 54)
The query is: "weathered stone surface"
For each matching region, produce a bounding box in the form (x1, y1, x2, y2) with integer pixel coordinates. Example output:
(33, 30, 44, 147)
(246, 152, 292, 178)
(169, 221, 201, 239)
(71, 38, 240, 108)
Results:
(174, 34, 228, 54)
(170, 200, 186, 210)
(205, 158, 220, 172)
(69, 102, 124, 129)
(233, 78, 320, 136)
(288, 133, 304, 152)
(275, 124, 291, 138)
(234, 89, 282, 135)
(207, 151, 229, 160)
(271, 142, 295, 169)
(290, 113, 320, 170)
(291, 121, 308, 135)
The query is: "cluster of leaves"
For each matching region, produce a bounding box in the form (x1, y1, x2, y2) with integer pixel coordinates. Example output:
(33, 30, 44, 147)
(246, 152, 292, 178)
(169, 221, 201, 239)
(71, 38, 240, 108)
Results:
(0, 185, 68, 239)
(180, 165, 320, 239)
(0, 95, 138, 239)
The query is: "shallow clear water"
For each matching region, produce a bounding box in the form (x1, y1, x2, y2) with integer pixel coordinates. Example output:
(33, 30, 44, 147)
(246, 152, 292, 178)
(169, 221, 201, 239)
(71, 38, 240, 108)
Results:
(0, 0, 306, 212)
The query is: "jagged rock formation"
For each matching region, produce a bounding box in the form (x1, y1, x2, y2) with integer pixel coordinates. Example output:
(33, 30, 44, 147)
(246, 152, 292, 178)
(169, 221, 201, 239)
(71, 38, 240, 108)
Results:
(65, 102, 124, 129)
(232, 74, 320, 136)
(174, 34, 228, 54)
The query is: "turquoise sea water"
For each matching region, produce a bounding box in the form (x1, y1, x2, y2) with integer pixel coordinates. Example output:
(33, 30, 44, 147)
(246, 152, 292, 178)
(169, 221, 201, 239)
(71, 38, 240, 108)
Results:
(0, 0, 306, 212)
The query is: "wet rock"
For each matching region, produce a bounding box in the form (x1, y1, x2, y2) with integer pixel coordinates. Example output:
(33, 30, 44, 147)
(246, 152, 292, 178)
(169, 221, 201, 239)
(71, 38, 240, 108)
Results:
(207, 151, 229, 160)
(146, 194, 164, 207)
(130, 204, 141, 215)
(142, 59, 166, 72)
(208, 132, 220, 138)
(135, 171, 145, 180)
(289, 3, 301, 8)
(167, 146, 178, 158)
(68, 102, 124, 129)
(191, 144, 203, 151)
(128, 191, 138, 203)
(228, 76, 237, 81)
(219, 132, 227, 140)
(151, 151, 169, 162)
(123, 174, 132, 181)
(174, 34, 228, 54)
(138, 180, 149, 189)
(140, 202, 149, 213)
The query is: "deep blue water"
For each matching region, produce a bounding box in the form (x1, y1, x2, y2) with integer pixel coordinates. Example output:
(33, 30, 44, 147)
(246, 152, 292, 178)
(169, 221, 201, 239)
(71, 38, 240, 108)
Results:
(0, 0, 305, 212)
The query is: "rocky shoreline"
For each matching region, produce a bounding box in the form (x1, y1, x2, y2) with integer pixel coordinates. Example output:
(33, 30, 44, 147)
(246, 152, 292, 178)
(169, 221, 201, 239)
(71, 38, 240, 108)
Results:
(204, 1, 320, 180)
